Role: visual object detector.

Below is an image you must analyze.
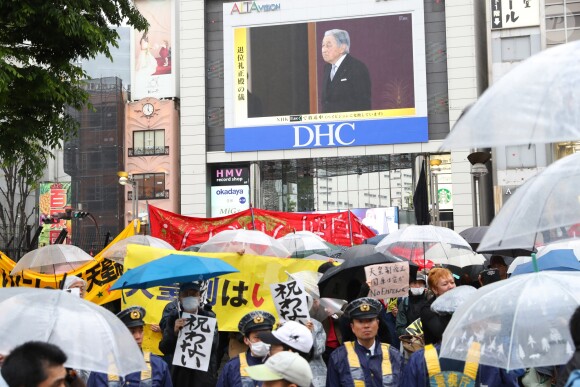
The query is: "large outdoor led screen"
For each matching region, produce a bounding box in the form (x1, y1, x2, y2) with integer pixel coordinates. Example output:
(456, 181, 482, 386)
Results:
(223, 0, 428, 152)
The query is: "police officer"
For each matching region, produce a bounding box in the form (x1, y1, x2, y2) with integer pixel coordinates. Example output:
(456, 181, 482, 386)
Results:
(216, 310, 276, 387)
(327, 297, 404, 386)
(87, 306, 173, 387)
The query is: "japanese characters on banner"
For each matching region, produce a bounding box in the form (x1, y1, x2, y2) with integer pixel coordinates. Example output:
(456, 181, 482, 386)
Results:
(364, 262, 410, 299)
(0, 222, 136, 304)
(148, 205, 375, 249)
(173, 313, 217, 371)
(122, 245, 322, 332)
(270, 280, 310, 324)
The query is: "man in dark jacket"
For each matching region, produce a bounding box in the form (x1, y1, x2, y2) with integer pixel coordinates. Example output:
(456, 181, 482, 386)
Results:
(321, 29, 371, 113)
(159, 282, 219, 387)
(396, 274, 430, 338)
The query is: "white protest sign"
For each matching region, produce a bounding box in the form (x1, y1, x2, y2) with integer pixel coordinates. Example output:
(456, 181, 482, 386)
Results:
(173, 313, 217, 371)
(269, 279, 310, 324)
(364, 261, 410, 299)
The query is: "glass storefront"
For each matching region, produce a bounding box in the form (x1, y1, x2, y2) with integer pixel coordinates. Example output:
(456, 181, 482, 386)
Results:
(258, 154, 422, 213)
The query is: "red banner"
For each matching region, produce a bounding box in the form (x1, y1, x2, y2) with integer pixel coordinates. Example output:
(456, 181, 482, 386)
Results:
(148, 206, 376, 249)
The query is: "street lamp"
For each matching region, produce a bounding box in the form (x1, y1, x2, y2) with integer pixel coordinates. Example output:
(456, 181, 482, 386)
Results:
(117, 171, 139, 229)
(467, 151, 491, 227)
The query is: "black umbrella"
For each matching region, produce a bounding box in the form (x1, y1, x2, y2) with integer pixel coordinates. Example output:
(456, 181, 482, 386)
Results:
(459, 226, 532, 258)
(318, 251, 418, 301)
(459, 226, 489, 249)
(362, 234, 389, 245)
(340, 244, 376, 261)
(182, 243, 204, 252)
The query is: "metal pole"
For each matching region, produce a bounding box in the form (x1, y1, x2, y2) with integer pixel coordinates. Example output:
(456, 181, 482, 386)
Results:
(472, 176, 479, 227)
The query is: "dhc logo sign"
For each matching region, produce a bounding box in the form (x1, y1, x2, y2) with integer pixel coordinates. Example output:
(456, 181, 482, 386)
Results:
(293, 123, 355, 147)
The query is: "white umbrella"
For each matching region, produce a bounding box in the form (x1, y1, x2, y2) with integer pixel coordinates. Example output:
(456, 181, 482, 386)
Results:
(11, 244, 96, 275)
(198, 229, 290, 257)
(537, 238, 580, 260)
(441, 252, 486, 268)
(440, 271, 580, 370)
(478, 152, 580, 252)
(101, 235, 175, 264)
(0, 287, 146, 376)
(440, 40, 580, 150)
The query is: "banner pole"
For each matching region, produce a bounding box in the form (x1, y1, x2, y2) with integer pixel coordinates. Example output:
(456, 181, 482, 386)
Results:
(250, 204, 256, 230)
(347, 209, 354, 246)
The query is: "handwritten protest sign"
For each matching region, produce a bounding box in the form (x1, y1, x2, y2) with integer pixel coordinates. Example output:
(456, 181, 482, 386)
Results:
(173, 313, 217, 371)
(270, 279, 310, 324)
(364, 261, 409, 299)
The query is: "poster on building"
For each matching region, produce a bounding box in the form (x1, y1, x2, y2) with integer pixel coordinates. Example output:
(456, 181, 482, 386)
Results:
(173, 313, 217, 371)
(223, 0, 428, 152)
(38, 182, 72, 246)
(131, 0, 177, 100)
(210, 165, 251, 217)
(351, 207, 399, 235)
(270, 279, 310, 324)
(436, 173, 453, 211)
(364, 261, 410, 299)
(491, 0, 540, 29)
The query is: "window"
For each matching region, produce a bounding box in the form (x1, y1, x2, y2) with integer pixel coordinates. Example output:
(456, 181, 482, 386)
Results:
(133, 130, 165, 156)
(134, 173, 166, 200)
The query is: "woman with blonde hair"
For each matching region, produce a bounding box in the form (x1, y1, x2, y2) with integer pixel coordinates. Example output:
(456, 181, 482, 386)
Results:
(420, 268, 456, 345)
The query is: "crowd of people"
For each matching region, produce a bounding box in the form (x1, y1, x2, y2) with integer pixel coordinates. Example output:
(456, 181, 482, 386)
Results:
(1, 255, 579, 387)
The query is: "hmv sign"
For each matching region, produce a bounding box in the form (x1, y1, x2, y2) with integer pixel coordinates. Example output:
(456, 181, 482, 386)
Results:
(211, 165, 250, 186)
(210, 164, 250, 217)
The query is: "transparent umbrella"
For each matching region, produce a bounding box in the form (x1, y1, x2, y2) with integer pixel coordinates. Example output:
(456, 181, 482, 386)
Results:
(279, 231, 332, 258)
(102, 235, 175, 264)
(0, 287, 146, 376)
(10, 244, 96, 275)
(375, 225, 474, 268)
(287, 270, 323, 298)
(198, 229, 290, 257)
(478, 152, 580, 252)
(440, 271, 580, 370)
(440, 40, 580, 150)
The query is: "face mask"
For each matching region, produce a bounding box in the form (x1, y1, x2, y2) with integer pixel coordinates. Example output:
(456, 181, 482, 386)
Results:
(181, 296, 200, 312)
(410, 287, 425, 296)
(250, 341, 271, 358)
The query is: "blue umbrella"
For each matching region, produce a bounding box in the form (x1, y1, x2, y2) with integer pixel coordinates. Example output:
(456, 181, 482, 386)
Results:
(111, 253, 239, 290)
(511, 249, 580, 276)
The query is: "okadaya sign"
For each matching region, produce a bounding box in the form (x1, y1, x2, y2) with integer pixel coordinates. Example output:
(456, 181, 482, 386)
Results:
(211, 186, 250, 217)
(226, 117, 428, 151)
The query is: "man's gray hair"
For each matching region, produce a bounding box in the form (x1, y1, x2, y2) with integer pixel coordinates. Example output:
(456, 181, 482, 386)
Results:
(324, 29, 350, 53)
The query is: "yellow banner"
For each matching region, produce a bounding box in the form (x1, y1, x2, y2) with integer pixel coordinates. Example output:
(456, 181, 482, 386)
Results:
(121, 245, 324, 354)
(0, 222, 137, 305)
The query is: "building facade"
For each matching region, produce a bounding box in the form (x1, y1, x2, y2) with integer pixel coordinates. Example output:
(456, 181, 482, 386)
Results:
(175, 0, 487, 231)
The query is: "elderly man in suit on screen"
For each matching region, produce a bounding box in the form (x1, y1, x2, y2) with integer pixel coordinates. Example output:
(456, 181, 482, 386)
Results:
(321, 29, 371, 113)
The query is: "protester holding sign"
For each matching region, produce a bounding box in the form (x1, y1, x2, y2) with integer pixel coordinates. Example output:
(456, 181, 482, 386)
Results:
(87, 306, 172, 387)
(327, 297, 404, 386)
(159, 282, 219, 386)
(396, 274, 429, 338)
(217, 310, 276, 387)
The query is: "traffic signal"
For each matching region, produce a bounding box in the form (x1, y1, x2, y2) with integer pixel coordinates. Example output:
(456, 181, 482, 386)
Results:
(72, 211, 89, 219)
